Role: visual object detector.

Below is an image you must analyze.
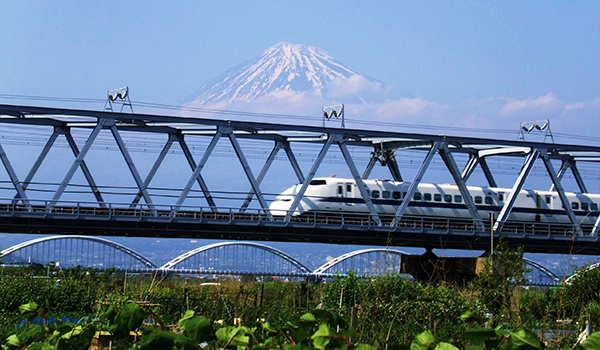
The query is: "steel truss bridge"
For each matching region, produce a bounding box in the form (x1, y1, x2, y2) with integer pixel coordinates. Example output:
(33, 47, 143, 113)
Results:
(0, 236, 562, 285)
(0, 104, 598, 254)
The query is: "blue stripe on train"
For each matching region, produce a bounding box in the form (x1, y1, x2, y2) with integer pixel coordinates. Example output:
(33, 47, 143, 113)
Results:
(317, 197, 599, 217)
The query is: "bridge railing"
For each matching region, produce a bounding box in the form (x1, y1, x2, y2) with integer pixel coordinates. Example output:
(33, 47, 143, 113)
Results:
(0, 197, 589, 236)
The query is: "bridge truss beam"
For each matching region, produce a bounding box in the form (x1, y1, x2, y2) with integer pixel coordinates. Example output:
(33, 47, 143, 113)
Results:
(0, 104, 597, 253)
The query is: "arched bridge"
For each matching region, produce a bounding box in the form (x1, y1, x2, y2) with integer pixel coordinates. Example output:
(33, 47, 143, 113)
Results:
(0, 236, 566, 285)
(0, 235, 156, 270)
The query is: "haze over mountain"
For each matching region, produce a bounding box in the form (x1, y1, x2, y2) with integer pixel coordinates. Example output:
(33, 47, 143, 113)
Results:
(182, 42, 394, 108)
(180, 42, 600, 148)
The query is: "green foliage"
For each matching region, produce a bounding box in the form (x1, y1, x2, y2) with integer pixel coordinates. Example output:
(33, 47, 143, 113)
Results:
(562, 262, 600, 318)
(581, 331, 600, 349)
(0, 264, 596, 349)
(3, 302, 377, 350)
(470, 239, 529, 320)
(321, 273, 480, 346)
(2, 301, 96, 350)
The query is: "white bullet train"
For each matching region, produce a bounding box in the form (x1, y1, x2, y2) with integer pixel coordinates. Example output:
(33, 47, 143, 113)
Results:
(269, 177, 600, 225)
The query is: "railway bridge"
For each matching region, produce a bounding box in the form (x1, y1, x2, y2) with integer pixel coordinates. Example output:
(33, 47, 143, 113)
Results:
(0, 104, 598, 255)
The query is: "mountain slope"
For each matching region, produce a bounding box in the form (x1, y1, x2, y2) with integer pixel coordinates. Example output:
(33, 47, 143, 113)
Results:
(183, 42, 387, 106)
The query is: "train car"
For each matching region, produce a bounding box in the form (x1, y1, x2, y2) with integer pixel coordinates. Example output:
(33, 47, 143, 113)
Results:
(269, 177, 600, 225)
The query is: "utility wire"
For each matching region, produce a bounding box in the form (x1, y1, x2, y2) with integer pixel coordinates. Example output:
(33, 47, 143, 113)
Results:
(2, 93, 599, 143)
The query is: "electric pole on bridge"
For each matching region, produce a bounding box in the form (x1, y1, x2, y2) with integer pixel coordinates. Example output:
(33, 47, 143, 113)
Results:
(104, 87, 133, 113)
(322, 104, 345, 128)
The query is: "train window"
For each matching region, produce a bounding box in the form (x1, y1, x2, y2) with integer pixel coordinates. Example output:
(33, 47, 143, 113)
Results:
(572, 202, 579, 210)
(424, 193, 432, 201)
(444, 194, 452, 203)
(454, 195, 462, 203)
(485, 197, 493, 205)
(475, 196, 483, 204)
(499, 193, 504, 201)
(382, 191, 390, 199)
(338, 185, 343, 195)
(310, 180, 327, 185)
(546, 196, 551, 204)
(414, 192, 422, 200)
(347, 184, 352, 192)
(582, 202, 589, 211)
(434, 194, 442, 202)
(372, 190, 380, 198)
(392, 191, 401, 200)
(592, 203, 599, 211)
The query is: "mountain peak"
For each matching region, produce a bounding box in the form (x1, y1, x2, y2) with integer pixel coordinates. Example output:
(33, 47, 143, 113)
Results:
(183, 42, 381, 106)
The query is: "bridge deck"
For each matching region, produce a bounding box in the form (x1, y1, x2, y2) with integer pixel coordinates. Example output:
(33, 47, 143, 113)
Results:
(0, 203, 596, 255)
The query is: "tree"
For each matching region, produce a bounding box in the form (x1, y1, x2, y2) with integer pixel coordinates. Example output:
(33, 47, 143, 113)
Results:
(471, 239, 529, 322)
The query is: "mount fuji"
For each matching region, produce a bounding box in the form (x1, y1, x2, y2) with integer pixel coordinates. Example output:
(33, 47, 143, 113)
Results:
(182, 42, 394, 107)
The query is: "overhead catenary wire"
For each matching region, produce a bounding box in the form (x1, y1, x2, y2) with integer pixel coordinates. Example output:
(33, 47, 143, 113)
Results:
(0, 94, 598, 191)
(1, 93, 599, 143)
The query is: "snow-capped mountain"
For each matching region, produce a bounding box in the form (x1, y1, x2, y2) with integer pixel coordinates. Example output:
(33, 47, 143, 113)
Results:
(183, 42, 390, 106)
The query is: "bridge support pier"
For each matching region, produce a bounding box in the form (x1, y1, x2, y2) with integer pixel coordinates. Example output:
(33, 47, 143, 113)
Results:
(400, 250, 486, 284)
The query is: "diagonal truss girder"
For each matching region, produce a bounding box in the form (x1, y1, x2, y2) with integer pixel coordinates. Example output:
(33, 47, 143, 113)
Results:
(284, 135, 335, 222)
(438, 144, 485, 231)
(550, 158, 588, 193)
(493, 149, 539, 233)
(0, 104, 598, 241)
(109, 124, 157, 215)
(540, 151, 583, 236)
(226, 130, 273, 220)
(0, 141, 30, 209)
(338, 139, 382, 226)
(391, 141, 442, 228)
(47, 121, 106, 211)
(172, 128, 223, 215)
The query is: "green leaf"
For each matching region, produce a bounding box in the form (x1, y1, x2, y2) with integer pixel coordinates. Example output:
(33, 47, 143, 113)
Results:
(282, 344, 305, 350)
(435, 342, 459, 350)
(291, 328, 310, 345)
(104, 306, 119, 325)
(113, 303, 150, 339)
(262, 321, 278, 333)
(17, 324, 45, 344)
(582, 331, 600, 349)
(215, 326, 250, 348)
(411, 330, 436, 350)
(510, 330, 544, 349)
(138, 327, 176, 350)
(18, 302, 39, 314)
(178, 310, 196, 325)
(180, 316, 214, 344)
(311, 324, 331, 350)
(26, 343, 44, 350)
(174, 334, 202, 350)
(464, 346, 485, 350)
(299, 313, 318, 326)
(355, 344, 378, 350)
(5, 334, 25, 348)
(459, 311, 489, 325)
(461, 327, 499, 344)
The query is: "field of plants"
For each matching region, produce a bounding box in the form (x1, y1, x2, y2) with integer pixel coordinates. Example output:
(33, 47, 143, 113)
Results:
(0, 241, 599, 349)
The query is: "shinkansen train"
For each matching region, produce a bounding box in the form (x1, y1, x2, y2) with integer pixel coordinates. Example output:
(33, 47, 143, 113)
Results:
(269, 177, 600, 225)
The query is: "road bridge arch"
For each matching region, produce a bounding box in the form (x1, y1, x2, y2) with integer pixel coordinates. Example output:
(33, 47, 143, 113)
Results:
(0, 235, 157, 270)
(161, 242, 311, 276)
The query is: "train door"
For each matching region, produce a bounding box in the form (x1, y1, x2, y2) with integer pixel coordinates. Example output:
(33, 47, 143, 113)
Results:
(336, 183, 344, 198)
(336, 182, 353, 197)
(545, 195, 552, 209)
(337, 182, 354, 207)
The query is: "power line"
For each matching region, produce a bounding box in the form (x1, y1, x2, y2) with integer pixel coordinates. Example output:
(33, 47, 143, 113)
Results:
(2, 93, 599, 143)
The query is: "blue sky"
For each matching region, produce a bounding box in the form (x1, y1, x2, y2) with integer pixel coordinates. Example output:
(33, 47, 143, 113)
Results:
(1, 1, 598, 106)
(0, 1, 599, 268)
